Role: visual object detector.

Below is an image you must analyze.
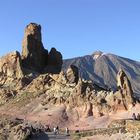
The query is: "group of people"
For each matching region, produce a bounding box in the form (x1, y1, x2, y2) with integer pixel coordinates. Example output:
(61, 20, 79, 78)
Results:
(53, 126, 69, 136)
(40, 124, 70, 136)
(132, 113, 140, 120)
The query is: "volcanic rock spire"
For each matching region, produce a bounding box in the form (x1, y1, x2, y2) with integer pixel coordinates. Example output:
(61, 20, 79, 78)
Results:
(21, 23, 63, 73)
(22, 23, 48, 72)
(116, 69, 135, 110)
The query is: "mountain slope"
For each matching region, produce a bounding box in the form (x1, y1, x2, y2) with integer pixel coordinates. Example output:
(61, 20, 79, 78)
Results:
(63, 52, 140, 95)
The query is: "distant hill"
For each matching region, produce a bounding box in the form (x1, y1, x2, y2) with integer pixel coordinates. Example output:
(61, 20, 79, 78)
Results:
(63, 51, 140, 95)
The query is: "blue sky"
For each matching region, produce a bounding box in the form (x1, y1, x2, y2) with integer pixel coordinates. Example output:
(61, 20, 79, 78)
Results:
(0, 0, 140, 60)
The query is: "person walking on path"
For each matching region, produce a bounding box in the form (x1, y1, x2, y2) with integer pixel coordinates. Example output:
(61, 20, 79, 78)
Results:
(65, 127, 69, 136)
(56, 126, 59, 134)
(53, 127, 57, 135)
(137, 113, 140, 120)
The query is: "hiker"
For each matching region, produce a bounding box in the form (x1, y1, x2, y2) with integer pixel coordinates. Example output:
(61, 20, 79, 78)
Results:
(137, 113, 140, 120)
(45, 125, 51, 132)
(53, 127, 57, 135)
(65, 127, 69, 136)
(132, 113, 137, 120)
(56, 126, 59, 134)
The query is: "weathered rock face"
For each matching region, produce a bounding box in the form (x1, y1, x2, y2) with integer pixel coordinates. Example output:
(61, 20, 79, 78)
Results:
(107, 70, 135, 112)
(22, 23, 48, 72)
(45, 48, 63, 74)
(22, 23, 63, 74)
(0, 51, 24, 85)
(117, 69, 135, 108)
(66, 65, 79, 84)
(83, 102, 93, 117)
(117, 69, 127, 89)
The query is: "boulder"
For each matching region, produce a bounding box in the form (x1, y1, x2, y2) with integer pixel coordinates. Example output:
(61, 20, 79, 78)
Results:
(22, 23, 48, 72)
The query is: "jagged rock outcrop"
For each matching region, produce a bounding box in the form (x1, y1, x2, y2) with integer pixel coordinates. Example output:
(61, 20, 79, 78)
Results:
(23, 67, 135, 118)
(22, 23, 48, 72)
(45, 48, 63, 74)
(83, 102, 93, 118)
(0, 88, 17, 105)
(107, 70, 135, 112)
(22, 23, 62, 74)
(0, 51, 24, 85)
(66, 65, 79, 84)
(117, 69, 135, 108)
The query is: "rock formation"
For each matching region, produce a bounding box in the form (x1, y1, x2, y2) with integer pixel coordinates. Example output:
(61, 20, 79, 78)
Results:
(22, 23, 62, 73)
(22, 23, 48, 72)
(66, 65, 79, 84)
(44, 48, 63, 74)
(106, 69, 135, 112)
(0, 51, 23, 85)
(116, 69, 135, 110)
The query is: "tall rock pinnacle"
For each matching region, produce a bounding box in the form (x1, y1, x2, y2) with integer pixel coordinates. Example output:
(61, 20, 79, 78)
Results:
(116, 69, 135, 109)
(21, 23, 63, 74)
(22, 23, 48, 72)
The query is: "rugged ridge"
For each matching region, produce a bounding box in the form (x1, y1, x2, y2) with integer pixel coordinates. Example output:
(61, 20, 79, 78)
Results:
(63, 53, 140, 96)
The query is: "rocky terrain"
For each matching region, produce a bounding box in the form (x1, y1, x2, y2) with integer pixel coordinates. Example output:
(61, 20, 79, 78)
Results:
(63, 51, 140, 96)
(0, 23, 140, 139)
